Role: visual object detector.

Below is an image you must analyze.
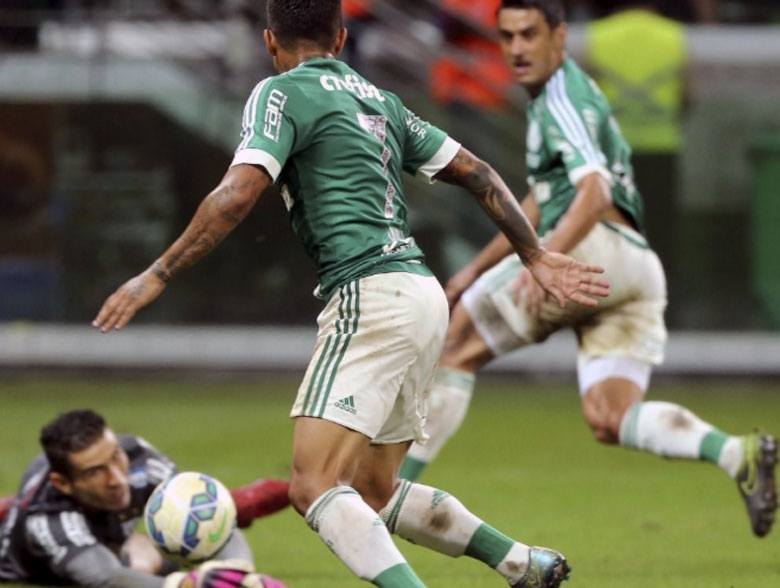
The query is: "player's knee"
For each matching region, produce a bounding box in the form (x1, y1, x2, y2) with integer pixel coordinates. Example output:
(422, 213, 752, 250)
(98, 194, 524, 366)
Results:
(288, 471, 328, 515)
(582, 401, 626, 445)
(353, 478, 395, 512)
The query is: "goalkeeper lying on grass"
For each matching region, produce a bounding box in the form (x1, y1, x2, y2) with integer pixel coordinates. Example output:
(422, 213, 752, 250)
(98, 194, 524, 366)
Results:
(0, 410, 289, 588)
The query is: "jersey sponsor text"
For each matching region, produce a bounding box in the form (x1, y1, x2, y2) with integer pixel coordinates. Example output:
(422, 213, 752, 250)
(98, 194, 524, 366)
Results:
(263, 89, 288, 141)
(319, 74, 385, 102)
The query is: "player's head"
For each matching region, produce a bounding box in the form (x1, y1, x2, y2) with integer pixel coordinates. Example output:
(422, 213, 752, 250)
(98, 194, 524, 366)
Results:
(264, 0, 347, 73)
(41, 409, 131, 511)
(497, 0, 567, 94)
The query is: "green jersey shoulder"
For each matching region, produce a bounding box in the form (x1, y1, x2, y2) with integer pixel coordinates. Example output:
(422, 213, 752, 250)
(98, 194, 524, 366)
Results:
(526, 58, 644, 236)
(232, 58, 460, 299)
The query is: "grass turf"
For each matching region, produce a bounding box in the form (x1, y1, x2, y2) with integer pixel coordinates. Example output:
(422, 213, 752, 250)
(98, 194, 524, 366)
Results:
(1, 376, 779, 586)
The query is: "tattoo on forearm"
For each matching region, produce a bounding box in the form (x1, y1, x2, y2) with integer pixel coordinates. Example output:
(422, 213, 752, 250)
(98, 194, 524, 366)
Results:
(151, 263, 171, 283)
(439, 150, 541, 262)
(153, 183, 252, 282)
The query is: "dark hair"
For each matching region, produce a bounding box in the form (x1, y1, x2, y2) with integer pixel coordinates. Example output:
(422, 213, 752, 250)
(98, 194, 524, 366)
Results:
(40, 410, 107, 477)
(499, 0, 566, 29)
(266, 0, 343, 50)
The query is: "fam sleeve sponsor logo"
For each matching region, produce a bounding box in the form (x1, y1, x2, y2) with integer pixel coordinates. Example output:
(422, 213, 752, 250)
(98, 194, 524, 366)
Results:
(263, 89, 288, 142)
(320, 74, 385, 102)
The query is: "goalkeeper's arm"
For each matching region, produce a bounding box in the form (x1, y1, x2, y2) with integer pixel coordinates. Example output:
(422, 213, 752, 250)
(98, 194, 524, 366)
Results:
(63, 541, 284, 588)
(0, 480, 291, 528)
(63, 544, 165, 588)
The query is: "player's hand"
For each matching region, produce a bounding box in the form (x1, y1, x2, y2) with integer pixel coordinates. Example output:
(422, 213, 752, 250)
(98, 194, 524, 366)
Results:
(163, 560, 287, 588)
(444, 264, 480, 308)
(92, 270, 166, 333)
(513, 268, 546, 315)
(525, 250, 610, 308)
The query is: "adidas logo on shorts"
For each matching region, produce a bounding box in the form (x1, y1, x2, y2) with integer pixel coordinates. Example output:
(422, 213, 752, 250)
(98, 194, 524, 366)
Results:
(334, 395, 357, 415)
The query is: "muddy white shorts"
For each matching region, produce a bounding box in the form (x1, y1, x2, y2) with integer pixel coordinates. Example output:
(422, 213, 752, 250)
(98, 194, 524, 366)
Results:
(461, 222, 668, 391)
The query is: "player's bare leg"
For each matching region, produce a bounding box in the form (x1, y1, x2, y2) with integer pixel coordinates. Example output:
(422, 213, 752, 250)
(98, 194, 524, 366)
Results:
(400, 303, 494, 481)
(581, 377, 642, 443)
(582, 371, 778, 537)
(356, 443, 570, 588)
(290, 416, 427, 587)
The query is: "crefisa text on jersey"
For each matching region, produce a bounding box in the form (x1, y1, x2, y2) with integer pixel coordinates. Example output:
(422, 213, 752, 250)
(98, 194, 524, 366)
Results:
(319, 74, 385, 102)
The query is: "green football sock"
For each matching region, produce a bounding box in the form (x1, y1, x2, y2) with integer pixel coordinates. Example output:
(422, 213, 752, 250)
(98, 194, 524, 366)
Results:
(373, 563, 426, 588)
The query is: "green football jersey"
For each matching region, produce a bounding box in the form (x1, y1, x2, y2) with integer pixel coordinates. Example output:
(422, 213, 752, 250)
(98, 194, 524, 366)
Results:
(232, 57, 460, 299)
(526, 58, 644, 237)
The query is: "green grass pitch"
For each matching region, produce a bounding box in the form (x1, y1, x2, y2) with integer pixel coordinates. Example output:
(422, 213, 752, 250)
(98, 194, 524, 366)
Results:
(1, 376, 779, 587)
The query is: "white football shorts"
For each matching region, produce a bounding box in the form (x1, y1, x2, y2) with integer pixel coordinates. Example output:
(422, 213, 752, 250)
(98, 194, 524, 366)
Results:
(291, 271, 448, 444)
(461, 222, 668, 394)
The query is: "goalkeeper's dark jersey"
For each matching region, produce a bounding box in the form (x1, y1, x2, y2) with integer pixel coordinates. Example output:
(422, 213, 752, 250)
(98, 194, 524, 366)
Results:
(0, 435, 175, 584)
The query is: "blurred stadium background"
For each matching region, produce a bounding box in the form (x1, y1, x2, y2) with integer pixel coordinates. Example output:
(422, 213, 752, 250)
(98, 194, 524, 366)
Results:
(1, 1, 779, 586)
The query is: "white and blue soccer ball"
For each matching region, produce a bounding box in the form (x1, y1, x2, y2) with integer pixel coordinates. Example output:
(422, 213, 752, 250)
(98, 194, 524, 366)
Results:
(144, 471, 236, 562)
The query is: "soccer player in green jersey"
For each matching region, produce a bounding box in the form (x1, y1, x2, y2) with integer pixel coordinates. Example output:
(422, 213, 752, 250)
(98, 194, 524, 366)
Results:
(400, 0, 778, 540)
(92, 1, 612, 586)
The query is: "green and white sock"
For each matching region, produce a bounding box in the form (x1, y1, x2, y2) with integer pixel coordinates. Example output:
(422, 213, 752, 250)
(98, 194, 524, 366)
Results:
(379, 480, 530, 585)
(400, 368, 476, 481)
(306, 486, 425, 587)
(620, 401, 743, 477)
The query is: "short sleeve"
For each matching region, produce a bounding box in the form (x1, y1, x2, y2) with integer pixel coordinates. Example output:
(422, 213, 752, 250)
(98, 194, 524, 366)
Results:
(25, 512, 97, 575)
(401, 107, 461, 182)
(541, 77, 611, 186)
(231, 76, 297, 182)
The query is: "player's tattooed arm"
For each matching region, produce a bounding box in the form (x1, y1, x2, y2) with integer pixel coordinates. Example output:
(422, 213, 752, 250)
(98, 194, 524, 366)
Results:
(435, 147, 542, 265)
(152, 166, 270, 282)
(436, 148, 609, 309)
(93, 164, 271, 332)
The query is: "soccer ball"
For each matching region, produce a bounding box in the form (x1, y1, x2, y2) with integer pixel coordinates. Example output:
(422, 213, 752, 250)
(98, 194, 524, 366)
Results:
(144, 471, 237, 562)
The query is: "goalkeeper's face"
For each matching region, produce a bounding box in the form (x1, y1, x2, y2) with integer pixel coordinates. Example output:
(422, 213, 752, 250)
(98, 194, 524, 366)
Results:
(56, 429, 132, 512)
(498, 7, 566, 94)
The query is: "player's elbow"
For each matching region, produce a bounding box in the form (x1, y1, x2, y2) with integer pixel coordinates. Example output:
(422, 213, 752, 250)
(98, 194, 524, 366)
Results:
(577, 172, 613, 212)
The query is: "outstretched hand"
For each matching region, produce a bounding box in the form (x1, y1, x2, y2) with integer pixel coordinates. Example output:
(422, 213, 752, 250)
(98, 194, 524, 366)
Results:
(92, 270, 166, 333)
(525, 250, 610, 308)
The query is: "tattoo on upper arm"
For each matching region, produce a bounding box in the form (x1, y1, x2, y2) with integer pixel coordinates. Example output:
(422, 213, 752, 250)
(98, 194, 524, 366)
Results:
(437, 149, 540, 260)
(438, 151, 506, 218)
